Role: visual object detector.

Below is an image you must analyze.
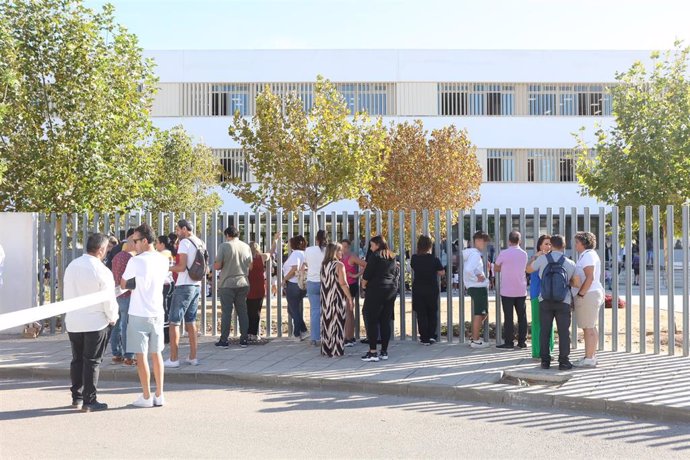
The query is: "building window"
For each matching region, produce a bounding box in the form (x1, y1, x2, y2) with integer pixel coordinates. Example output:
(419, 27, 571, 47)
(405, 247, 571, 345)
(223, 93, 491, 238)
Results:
(487, 150, 515, 182)
(527, 149, 576, 182)
(214, 148, 253, 183)
(439, 84, 514, 116)
(255, 83, 314, 113)
(336, 83, 392, 115)
(560, 85, 612, 116)
(211, 84, 250, 116)
(528, 85, 557, 115)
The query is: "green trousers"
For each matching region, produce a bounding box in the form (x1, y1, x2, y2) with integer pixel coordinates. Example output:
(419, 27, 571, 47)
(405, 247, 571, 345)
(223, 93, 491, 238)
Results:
(530, 297, 554, 358)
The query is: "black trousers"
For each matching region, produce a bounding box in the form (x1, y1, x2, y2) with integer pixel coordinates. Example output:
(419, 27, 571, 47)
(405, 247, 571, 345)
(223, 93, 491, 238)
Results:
(364, 286, 396, 352)
(69, 327, 111, 404)
(539, 300, 571, 363)
(247, 297, 263, 336)
(501, 296, 527, 345)
(413, 288, 438, 343)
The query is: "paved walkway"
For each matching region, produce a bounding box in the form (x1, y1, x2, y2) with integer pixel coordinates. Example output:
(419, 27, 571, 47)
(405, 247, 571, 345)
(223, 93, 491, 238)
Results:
(1, 335, 689, 423)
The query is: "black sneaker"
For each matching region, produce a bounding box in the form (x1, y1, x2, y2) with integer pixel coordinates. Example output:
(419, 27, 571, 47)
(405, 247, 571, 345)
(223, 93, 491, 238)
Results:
(71, 399, 83, 409)
(420, 341, 431, 346)
(559, 361, 573, 370)
(517, 342, 527, 349)
(239, 339, 248, 348)
(496, 343, 515, 349)
(429, 338, 437, 344)
(81, 401, 108, 412)
(215, 340, 229, 349)
(361, 352, 379, 362)
(541, 360, 551, 370)
(380, 351, 389, 360)
(360, 338, 369, 344)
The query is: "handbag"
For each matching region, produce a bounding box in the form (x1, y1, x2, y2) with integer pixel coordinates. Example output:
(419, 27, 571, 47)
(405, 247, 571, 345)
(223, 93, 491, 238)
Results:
(296, 266, 307, 291)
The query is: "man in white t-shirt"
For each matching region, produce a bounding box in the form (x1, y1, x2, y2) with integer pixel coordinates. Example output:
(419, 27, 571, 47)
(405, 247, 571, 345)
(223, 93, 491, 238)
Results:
(167, 219, 204, 368)
(304, 230, 327, 345)
(121, 223, 170, 408)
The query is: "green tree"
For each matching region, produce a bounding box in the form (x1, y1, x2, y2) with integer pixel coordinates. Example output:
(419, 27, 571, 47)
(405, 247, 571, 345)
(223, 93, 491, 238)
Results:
(227, 75, 389, 213)
(576, 42, 690, 269)
(145, 126, 222, 213)
(0, 0, 158, 212)
(358, 120, 482, 239)
(0, 19, 19, 185)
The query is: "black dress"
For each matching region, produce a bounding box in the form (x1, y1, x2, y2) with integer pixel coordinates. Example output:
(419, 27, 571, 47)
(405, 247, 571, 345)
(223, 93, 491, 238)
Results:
(411, 253, 443, 343)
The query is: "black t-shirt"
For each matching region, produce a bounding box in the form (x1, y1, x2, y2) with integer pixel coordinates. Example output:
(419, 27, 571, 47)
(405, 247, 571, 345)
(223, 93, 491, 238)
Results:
(363, 252, 397, 288)
(411, 253, 443, 290)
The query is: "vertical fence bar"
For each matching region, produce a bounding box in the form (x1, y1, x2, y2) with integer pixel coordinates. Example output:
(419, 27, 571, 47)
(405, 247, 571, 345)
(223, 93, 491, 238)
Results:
(481, 209, 489, 343)
(276, 211, 284, 338)
(422, 210, 429, 236)
(446, 210, 453, 343)
(611, 206, 619, 351)
(211, 212, 218, 336)
(546, 207, 553, 236)
(505, 208, 512, 248)
(638, 206, 647, 353)
(38, 214, 46, 313)
(558, 207, 566, 239)
(666, 206, 675, 356)
(682, 205, 689, 357)
(71, 213, 79, 262)
(287, 211, 294, 337)
(434, 210, 442, 340)
(92, 212, 100, 233)
(48, 213, 57, 333)
(519, 208, 526, 251)
(265, 211, 273, 338)
(387, 211, 394, 250)
(653, 206, 661, 354)
(570, 206, 579, 348)
(157, 212, 164, 237)
(469, 210, 476, 342)
(353, 211, 361, 338)
(332, 211, 338, 243)
(82, 213, 89, 257)
(410, 210, 417, 340)
(625, 206, 634, 353)
(598, 207, 606, 350)
(376, 211, 382, 237)
(342, 211, 349, 241)
(244, 212, 251, 243)
(399, 211, 406, 340)
(624, 206, 633, 352)
(458, 210, 465, 343)
(493, 208, 502, 346)
(200, 213, 208, 336)
(364, 211, 371, 244)
(59, 214, 67, 332)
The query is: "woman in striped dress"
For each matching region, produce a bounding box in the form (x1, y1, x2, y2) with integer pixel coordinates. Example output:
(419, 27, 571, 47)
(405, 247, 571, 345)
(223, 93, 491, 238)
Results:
(320, 243, 353, 357)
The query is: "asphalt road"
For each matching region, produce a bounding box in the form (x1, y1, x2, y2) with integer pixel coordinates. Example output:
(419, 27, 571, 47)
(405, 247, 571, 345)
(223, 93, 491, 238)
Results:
(0, 379, 688, 459)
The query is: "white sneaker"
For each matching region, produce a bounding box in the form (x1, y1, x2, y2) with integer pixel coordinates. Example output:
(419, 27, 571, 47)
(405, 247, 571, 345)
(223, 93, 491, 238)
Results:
(164, 359, 180, 368)
(153, 394, 165, 407)
(185, 358, 199, 366)
(573, 356, 598, 367)
(133, 394, 153, 408)
(299, 332, 310, 341)
(470, 340, 491, 349)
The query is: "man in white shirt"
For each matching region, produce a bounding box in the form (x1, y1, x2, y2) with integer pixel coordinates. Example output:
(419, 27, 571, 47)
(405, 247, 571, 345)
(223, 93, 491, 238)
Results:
(167, 219, 205, 367)
(121, 223, 171, 408)
(64, 233, 119, 412)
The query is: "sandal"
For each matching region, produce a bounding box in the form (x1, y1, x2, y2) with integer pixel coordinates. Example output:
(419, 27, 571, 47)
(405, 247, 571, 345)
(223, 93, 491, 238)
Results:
(123, 358, 137, 366)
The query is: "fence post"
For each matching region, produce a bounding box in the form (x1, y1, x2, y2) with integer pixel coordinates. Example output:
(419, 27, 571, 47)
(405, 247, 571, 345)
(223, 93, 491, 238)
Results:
(666, 205, 675, 356)
(353, 211, 361, 338)
(458, 210, 465, 344)
(276, 211, 284, 338)
(597, 207, 606, 351)
(571, 206, 579, 349)
(434, 210, 441, 341)
(682, 205, 689, 357)
(611, 206, 619, 351)
(211, 212, 218, 336)
(638, 206, 647, 354)
(446, 209, 453, 343)
(652, 206, 661, 354)
(625, 206, 633, 352)
(493, 208, 501, 346)
(410, 210, 417, 340)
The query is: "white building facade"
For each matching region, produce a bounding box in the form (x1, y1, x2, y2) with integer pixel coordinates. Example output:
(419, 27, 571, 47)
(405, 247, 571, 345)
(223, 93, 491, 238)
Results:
(144, 49, 653, 213)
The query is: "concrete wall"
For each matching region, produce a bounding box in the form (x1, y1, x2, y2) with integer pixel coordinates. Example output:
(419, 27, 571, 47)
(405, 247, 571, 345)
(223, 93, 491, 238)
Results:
(0, 213, 38, 333)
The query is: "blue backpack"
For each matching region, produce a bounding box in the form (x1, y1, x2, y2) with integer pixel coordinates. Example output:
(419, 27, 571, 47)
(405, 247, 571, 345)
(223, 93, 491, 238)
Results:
(541, 253, 569, 302)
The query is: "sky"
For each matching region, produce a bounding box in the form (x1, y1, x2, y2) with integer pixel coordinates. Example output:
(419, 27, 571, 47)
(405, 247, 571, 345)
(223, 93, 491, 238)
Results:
(84, 0, 690, 50)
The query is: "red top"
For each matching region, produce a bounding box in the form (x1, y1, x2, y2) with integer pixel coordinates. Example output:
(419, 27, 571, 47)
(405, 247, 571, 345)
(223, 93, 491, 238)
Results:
(248, 254, 265, 300)
(342, 252, 358, 285)
(111, 251, 133, 298)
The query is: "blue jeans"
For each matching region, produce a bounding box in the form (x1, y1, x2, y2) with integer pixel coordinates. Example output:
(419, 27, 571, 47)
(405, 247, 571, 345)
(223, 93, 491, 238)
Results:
(307, 281, 321, 341)
(169, 285, 200, 325)
(110, 296, 134, 359)
(286, 282, 307, 337)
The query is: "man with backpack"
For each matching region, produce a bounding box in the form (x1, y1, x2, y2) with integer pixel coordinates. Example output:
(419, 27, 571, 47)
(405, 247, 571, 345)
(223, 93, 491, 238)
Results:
(166, 219, 208, 368)
(526, 234, 578, 370)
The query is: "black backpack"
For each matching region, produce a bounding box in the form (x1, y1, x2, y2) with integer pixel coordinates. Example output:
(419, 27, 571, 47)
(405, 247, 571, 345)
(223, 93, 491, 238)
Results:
(185, 236, 209, 282)
(541, 253, 569, 302)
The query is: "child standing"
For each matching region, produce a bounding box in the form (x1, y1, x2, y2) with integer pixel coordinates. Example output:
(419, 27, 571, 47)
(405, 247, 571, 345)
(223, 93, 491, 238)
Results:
(411, 236, 445, 345)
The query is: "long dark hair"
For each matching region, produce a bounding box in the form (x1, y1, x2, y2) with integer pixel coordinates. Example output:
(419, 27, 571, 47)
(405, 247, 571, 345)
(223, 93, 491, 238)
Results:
(369, 235, 389, 252)
(315, 229, 328, 249)
(536, 234, 552, 253)
(158, 235, 177, 256)
(322, 242, 342, 270)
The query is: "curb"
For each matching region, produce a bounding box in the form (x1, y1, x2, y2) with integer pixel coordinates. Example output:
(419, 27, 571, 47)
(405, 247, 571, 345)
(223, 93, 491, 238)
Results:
(2, 366, 688, 423)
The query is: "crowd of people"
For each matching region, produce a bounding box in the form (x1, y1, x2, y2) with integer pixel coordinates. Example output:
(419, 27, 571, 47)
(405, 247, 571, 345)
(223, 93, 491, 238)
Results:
(62, 216, 606, 411)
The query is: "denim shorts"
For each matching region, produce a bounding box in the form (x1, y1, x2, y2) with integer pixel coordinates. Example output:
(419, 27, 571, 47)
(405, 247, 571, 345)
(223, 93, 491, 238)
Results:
(127, 314, 164, 354)
(169, 284, 200, 325)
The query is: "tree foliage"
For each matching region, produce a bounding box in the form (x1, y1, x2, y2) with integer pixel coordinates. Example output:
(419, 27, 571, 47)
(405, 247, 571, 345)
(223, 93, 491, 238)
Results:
(359, 120, 482, 235)
(144, 126, 222, 213)
(227, 75, 389, 213)
(576, 42, 690, 222)
(0, 0, 158, 212)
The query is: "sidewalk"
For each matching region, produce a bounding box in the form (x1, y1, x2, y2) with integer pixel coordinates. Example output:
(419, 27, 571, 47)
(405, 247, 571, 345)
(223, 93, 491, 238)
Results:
(1, 334, 689, 423)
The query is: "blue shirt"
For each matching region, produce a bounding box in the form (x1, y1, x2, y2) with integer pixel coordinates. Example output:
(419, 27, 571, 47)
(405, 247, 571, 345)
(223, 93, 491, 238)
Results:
(530, 271, 541, 299)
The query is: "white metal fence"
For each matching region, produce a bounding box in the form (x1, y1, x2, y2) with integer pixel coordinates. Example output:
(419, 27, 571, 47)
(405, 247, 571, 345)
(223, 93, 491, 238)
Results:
(33, 206, 689, 356)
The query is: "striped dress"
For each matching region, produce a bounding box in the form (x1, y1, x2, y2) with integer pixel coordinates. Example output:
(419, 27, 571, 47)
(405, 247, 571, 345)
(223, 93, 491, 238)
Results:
(320, 260, 346, 357)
